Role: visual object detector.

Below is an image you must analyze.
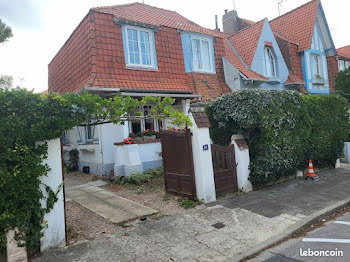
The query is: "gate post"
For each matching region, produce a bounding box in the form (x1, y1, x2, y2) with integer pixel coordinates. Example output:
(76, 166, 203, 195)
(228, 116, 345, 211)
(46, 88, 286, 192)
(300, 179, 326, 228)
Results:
(189, 107, 216, 203)
(231, 134, 252, 192)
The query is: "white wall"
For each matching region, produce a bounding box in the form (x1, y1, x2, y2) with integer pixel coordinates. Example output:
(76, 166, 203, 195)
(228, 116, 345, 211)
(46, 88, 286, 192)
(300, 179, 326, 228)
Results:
(138, 142, 162, 165)
(39, 138, 66, 250)
(231, 134, 252, 192)
(101, 123, 129, 165)
(344, 142, 350, 163)
(189, 114, 216, 203)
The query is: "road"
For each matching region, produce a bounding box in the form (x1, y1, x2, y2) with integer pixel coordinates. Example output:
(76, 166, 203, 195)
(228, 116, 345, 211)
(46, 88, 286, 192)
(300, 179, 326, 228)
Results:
(250, 211, 350, 262)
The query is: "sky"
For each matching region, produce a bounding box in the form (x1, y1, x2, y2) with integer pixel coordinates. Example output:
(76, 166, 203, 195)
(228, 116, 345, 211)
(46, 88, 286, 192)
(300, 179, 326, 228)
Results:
(0, 0, 349, 93)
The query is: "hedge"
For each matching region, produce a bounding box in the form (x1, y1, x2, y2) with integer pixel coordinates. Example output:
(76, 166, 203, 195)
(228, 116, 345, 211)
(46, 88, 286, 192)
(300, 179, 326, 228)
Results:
(206, 89, 349, 186)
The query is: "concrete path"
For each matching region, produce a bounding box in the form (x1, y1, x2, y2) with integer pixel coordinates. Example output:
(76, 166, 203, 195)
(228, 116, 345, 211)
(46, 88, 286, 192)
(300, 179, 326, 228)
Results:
(35, 167, 350, 262)
(66, 182, 158, 224)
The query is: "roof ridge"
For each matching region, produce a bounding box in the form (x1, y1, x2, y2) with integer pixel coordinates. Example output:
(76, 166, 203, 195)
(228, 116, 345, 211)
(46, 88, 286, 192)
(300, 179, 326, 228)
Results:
(270, 0, 319, 23)
(337, 44, 350, 50)
(91, 2, 179, 15)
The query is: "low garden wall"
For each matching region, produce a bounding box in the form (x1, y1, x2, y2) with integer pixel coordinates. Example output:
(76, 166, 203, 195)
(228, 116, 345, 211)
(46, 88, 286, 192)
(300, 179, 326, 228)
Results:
(344, 142, 350, 163)
(114, 139, 162, 177)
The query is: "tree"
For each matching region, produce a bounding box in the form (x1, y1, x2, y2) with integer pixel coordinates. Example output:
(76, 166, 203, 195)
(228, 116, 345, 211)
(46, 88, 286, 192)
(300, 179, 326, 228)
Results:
(335, 67, 350, 104)
(0, 75, 13, 89)
(0, 19, 13, 43)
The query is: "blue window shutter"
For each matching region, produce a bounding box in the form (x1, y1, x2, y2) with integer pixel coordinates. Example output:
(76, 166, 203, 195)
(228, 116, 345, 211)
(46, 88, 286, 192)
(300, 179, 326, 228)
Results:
(121, 25, 128, 65)
(210, 38, 216, 73)
(151, 31, 158, 68)
(181, 33, 192, 73)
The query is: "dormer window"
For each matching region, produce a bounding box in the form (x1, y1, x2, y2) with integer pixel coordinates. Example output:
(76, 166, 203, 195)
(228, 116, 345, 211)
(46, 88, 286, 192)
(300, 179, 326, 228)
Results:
(123, 25, 157, 69)
(264, 47, 276, 77)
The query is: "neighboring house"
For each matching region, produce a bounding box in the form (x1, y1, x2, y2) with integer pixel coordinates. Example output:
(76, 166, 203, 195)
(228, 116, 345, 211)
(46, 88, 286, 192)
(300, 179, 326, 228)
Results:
(222, 0, 338, 94)
(49, 3, 231, 175)
(337, 45, 350, 71)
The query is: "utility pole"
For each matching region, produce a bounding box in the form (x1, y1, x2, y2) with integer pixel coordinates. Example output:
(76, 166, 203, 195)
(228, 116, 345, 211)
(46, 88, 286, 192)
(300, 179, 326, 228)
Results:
(233, 0, 236, 11)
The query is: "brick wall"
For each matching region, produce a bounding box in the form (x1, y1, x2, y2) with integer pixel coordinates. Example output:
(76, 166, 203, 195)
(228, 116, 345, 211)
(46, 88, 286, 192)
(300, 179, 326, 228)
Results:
(327, 56, 338, 93)
(49, 13, 96, 93)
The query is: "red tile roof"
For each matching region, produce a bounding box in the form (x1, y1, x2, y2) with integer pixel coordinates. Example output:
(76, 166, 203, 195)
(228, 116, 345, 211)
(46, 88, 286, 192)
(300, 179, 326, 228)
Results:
(227, 20, 265, 68)
(337, 45, 350, 59)
(91, 2, 228, 38)
(270, 0, 319, 52)
(223, 40, 268, 80)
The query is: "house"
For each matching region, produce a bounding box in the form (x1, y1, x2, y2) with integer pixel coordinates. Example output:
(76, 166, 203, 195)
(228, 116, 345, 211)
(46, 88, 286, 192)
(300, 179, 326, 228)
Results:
(49, 3, 232, 175)
(337, 45, 350, 71)
(50, 1, 339, 175)
(222, 0, 338, 94)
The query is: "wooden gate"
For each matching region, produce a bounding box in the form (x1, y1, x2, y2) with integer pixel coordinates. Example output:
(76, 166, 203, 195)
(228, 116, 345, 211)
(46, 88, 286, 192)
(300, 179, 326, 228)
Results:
(161, 129, 196, 200)
(211, 144, 238, 193)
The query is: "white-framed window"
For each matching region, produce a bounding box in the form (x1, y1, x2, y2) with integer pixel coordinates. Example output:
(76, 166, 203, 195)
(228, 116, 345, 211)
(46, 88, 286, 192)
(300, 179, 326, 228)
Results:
(129, 105, 162, 134)
(338, 60, 345, 71)
(264, 47, 276, 77)
(312, 54, 322, 78)
(191, 36, 213, 73)
(346, 61, 350, 69)
(62, 130, 70, 145)
(86, 125, 93, 141)
(125, 25, 155, 68)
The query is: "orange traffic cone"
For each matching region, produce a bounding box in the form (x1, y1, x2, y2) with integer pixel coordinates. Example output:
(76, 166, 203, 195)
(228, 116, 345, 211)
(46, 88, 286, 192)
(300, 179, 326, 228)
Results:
(306, 160, 318, 180)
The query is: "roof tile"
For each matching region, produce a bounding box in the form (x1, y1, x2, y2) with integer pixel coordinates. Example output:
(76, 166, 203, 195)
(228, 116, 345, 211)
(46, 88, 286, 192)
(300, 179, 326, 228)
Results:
(337, 45, 350, 59)
(270, 0, 319, 52)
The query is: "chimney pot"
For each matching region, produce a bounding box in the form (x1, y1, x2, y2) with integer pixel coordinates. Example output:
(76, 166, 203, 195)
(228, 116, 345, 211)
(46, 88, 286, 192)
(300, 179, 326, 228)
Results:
(224, 9, 228, 14)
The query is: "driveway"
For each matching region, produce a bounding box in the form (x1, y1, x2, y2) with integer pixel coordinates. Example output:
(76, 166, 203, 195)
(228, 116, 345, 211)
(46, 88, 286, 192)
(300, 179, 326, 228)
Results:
(35, 166, 350, 262)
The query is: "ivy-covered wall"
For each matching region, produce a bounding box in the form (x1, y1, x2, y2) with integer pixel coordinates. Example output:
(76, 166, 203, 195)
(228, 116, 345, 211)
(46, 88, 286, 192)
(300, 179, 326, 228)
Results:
(206, 89, 349, 186)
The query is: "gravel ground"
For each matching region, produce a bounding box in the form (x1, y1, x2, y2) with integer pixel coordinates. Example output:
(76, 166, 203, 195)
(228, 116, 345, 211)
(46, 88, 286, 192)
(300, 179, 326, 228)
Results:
(64, 171, 99, 187)
(104, 176, 188, 216)
(65, 201, 120, 245)
(64, 172, 191, 245)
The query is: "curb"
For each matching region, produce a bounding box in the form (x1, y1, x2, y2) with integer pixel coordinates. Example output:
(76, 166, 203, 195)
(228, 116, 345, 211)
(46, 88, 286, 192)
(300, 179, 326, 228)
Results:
(232, 197, 350, 262)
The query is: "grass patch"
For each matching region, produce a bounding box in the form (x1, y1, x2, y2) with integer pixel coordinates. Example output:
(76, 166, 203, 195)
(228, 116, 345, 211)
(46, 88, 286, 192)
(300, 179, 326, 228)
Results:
(178, 199, 196, 209)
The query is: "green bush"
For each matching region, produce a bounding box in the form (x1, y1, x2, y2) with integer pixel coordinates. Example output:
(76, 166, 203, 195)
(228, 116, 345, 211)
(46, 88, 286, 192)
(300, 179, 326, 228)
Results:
(206, 89, 349, 186)
(114, 167, 163, 185)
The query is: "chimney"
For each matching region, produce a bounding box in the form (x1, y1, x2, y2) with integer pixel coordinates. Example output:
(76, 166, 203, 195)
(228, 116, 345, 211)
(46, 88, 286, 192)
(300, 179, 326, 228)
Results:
(223, 9, 239, 35)
(214, 15, 220, 32)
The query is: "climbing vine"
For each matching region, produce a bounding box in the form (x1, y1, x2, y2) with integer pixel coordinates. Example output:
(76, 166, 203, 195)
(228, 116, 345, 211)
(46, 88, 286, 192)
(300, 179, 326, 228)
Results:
(0, 88, 191, 256)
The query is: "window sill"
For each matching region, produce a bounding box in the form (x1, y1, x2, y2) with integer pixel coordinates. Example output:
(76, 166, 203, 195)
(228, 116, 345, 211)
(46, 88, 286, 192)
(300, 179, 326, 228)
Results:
(126, 65, 158, 72)
(312, 78, 325, 84)
(191, 70, 216, 75)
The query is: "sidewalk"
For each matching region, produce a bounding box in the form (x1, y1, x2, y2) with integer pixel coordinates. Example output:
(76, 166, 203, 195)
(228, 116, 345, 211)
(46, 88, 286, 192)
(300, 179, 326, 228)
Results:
(35, 166, 350, 262)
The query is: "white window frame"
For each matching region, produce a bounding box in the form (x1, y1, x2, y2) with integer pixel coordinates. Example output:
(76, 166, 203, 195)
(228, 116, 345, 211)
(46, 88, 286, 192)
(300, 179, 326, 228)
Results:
(312, 54, 322, 78)
(86, 125, 94, 142)
(190, 35, 214, 73)
(338, 60, 345, 71)
(125, 25, 156, 69)
(129, 105, 161, 134)
(264, 47, 277, 77)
